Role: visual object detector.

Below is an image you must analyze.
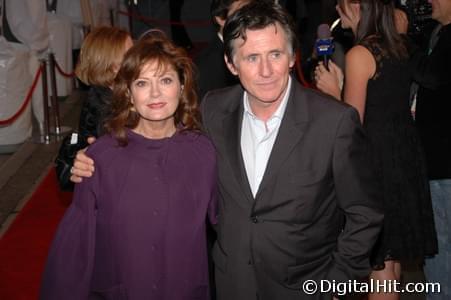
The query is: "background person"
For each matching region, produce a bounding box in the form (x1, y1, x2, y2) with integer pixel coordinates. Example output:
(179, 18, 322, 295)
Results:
(75, 27, 133, 139)
(315, 1, 438, 299)
(413, 0, 451, 298)
(194, 0, 248, 99)
(55, 26, 132, 190)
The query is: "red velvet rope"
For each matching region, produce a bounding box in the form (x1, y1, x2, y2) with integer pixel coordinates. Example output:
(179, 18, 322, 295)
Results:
(54, 60, 75, 78)
(118, 10, 212, 27)
(0, 66, 43, 126)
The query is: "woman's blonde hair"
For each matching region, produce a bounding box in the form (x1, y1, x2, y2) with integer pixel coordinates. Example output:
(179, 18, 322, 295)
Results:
(75, 26, 131, 87)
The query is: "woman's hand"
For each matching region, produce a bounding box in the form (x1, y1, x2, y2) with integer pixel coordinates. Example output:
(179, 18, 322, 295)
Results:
(314, 61, 344, 100)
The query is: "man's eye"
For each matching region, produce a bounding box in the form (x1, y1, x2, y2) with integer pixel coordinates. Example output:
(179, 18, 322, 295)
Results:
(247, 55, 258, 62)
(271, 52, 281, 59)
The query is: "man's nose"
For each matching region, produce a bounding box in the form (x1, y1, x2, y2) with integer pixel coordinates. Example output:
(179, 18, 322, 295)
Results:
(259, 57, 273, 77)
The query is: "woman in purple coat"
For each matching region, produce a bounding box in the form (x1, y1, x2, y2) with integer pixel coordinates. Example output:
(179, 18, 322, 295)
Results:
(40, 36, 218, 300)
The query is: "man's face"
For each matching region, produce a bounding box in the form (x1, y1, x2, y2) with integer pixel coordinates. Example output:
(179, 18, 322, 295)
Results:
(429, 0, 451, 25)
(225, 23, 295, 110)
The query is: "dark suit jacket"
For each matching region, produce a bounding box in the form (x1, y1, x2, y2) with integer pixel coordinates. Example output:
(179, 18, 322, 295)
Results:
(201, 81, 384, 300)
(194, 34, 239, 100)
(414, 23, 451, 179)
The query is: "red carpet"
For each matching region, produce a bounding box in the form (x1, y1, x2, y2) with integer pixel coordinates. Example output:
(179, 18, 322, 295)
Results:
(0, 168, 72, 300)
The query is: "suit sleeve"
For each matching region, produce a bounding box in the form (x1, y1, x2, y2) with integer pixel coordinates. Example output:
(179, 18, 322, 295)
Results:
(327, 107, 384, 283)
(207, 172, 219, 227)
(200, 93, 211, 134)
(412, 30, 451, 90)
(201, 96, 218, 227)
(39, 169, 99, 299)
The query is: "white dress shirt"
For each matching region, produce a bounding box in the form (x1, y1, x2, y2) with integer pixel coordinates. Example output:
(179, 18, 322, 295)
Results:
(241, 77, 292, 197)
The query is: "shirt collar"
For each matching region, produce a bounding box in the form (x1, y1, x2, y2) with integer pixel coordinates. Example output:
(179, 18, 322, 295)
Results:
(243, 76, 292, 121)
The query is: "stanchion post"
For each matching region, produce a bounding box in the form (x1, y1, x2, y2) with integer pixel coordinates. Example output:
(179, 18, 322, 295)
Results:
(40, 58, 51, 143)
(109, 8, 115, 27)
(48, 52, 62, 134)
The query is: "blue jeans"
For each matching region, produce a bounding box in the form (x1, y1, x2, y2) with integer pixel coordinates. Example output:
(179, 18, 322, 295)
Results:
(424, 179, 451, 300)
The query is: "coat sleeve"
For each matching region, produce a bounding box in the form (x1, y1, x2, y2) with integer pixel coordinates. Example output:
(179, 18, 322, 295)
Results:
(327, 106, 384, 283)
(39, 170, 99, 299)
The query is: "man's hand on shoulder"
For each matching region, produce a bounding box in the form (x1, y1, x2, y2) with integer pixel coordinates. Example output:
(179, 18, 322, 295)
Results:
(70, 137, 96, 183)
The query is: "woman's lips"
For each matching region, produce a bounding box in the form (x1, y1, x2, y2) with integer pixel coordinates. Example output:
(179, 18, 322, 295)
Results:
(147, 102, 166, 109)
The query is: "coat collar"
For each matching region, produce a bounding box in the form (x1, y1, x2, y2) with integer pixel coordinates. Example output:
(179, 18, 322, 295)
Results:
(222, 79, 310, 203)
(254, 81, 309, 200)
(222, 86, 254, 203)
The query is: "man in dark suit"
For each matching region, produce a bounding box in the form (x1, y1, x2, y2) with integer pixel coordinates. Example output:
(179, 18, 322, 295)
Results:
(70, 2, 383, 299)
(413, 0, 451, 298)
(201, 2, 383, 299)
(195, 0, 247, 99)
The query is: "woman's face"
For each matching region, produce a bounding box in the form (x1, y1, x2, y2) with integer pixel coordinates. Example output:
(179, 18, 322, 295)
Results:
(130, 61, 182, 126)
(336, 0, 360, 32)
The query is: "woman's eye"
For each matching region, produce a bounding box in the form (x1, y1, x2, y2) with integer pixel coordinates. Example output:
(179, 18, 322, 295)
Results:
(135, 80, 147, 87)
(161, 77, 173, 85)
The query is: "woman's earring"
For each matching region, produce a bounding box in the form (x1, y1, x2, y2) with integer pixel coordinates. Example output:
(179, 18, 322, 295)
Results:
(129, 94, 136, 111)
(130, 98, 136, 112)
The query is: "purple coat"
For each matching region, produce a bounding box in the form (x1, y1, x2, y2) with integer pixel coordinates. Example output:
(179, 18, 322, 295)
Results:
(40, 129, 218, 300)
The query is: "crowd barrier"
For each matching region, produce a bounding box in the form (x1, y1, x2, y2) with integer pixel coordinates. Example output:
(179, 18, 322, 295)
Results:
(118, 10, 212, 28)
(0, 52, 76, 144)
(0, 66, 42, 126)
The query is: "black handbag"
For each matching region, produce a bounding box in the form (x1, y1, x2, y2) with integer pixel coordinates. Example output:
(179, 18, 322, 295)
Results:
(55, 132, 89, 191)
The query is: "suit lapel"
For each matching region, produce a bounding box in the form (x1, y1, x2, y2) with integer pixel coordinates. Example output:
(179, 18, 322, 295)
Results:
(254, 82, 309, 200)
(222, 92, 255, 204)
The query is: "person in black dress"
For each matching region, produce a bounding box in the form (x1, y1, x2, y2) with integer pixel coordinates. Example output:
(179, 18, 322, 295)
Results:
(315, 1, 437, 299)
